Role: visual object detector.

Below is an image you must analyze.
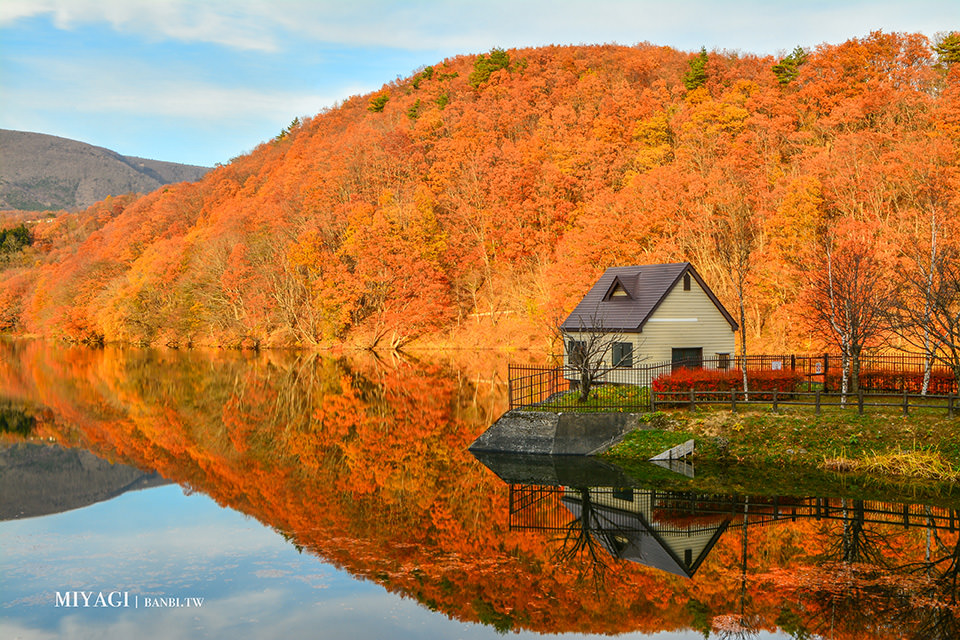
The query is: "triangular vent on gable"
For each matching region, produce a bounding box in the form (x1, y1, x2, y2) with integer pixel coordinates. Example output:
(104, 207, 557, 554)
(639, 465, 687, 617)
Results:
(603, 275, 635, 300)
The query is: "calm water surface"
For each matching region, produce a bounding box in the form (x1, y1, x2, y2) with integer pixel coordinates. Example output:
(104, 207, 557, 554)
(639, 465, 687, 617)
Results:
(0, 341, 957, 639)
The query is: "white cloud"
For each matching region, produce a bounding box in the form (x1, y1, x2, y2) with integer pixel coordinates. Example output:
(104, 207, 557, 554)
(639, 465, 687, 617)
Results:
(5, 54, 362, 122)
(86, 83, 342, 121)
(0, 0, 281, 52)
(1, 0, 956, 55)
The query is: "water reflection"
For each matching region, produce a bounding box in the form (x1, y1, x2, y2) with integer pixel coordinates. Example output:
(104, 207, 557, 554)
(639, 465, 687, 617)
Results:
(498, 478, 960, 638)
(0, 442, 168, 519)
(556, 487, 730, 578)
(1, 339, 959, 639)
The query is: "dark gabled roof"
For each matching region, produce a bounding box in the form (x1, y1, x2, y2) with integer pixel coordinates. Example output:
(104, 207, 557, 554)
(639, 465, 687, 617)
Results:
(560, 263, 738, 332)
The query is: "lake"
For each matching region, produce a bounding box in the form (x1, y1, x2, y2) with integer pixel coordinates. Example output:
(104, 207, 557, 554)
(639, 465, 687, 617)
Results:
(1, 340, 958, 639)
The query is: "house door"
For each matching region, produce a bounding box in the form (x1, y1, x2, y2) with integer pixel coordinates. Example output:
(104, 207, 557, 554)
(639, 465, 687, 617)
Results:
(671, 347, 703, 371)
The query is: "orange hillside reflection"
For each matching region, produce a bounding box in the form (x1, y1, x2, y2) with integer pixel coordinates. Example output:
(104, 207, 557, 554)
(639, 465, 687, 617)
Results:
(1, 340, 958, 638)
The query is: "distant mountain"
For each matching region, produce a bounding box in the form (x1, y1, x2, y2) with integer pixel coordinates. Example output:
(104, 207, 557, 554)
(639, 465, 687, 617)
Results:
(0, 129, 211, 211)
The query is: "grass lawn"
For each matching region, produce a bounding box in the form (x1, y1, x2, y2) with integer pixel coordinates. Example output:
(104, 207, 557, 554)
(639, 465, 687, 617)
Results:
(534, 385, 650, 412)
(603, 407, 960, 486)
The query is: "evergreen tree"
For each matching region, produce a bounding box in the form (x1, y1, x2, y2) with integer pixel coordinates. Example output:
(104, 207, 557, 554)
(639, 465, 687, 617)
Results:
(367, 91, 390, 112)
(683, 47, 709, 90)
(772, 46, 808, 85)
(0, 224, 31, 254)
(469, 48, 511, 88)
(934, 32, 960, 67)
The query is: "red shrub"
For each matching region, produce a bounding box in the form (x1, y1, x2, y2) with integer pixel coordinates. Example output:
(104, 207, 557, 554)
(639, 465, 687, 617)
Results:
(825, 368, 957, 394)
(652, 368, 804, 403)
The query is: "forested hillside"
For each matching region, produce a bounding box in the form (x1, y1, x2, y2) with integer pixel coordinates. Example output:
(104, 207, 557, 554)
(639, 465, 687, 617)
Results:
(0, 32, 957, 353)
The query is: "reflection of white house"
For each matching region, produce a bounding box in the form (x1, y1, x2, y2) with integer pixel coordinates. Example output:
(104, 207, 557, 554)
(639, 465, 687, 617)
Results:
(561, 263, 737, 370)
(562, 488, 730, 578)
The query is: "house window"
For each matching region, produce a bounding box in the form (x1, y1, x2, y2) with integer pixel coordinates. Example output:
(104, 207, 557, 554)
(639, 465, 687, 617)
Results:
(612, 342, 633, 368)
(717, 353, 730, 370)
(683, 273, 691, 291)
(612, 487, 634, 502)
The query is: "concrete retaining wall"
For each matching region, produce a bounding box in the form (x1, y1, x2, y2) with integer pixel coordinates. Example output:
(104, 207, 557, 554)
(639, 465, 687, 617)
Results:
(468, 410, 642, 455)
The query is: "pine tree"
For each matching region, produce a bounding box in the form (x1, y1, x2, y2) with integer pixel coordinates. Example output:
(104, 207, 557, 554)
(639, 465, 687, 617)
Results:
(934, 32, 960, 67)
(469, 48, 511, 88)
(772, 46, 808, 85)
(683, 47, 709, 90)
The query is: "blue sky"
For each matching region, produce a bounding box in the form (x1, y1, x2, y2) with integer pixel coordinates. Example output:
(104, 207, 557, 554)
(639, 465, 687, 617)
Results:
(1, 1, 956, 167)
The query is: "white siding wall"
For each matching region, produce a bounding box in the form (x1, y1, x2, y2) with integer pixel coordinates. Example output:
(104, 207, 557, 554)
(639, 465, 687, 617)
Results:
(636, 278, 735, 365)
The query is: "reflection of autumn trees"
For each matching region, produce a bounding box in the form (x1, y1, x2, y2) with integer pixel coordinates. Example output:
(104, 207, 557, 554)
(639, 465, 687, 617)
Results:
(773, 500, 960, 640)
(2, 340, 958, 636)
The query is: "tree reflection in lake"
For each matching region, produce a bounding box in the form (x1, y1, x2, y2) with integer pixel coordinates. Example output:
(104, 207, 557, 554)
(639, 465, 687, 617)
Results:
(500, 478, 960, 639)
(1, 339, 959, 639)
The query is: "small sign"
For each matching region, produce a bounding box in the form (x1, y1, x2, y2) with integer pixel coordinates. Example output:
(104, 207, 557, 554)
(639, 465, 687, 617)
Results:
(650, 439, 695, 461)
(771, 361, 782, 371)
(815, 362, 823, 374)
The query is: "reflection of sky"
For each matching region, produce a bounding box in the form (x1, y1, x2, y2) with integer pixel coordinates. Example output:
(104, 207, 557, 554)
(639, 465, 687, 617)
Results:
(1, 475, 789, 639)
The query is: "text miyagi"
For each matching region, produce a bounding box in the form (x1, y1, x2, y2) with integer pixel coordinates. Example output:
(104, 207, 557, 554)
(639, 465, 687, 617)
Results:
(55, 592, 204, 608)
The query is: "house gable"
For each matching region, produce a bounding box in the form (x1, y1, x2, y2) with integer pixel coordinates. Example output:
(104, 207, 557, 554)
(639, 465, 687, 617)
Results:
(640, 266, 738, 332)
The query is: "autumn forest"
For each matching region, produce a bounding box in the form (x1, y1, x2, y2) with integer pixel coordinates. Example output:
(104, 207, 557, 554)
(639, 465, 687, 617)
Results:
(1, 31, 958, 355)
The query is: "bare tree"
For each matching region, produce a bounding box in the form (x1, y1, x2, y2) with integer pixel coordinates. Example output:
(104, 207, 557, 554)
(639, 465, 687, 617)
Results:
(888, 241, 960, 388)
(712, 201, 757, 400)
(806, 224, 893, 397)
(557, 310, 627, 403)
(889, 134, 955, 394)
(553, 487, 614, 592)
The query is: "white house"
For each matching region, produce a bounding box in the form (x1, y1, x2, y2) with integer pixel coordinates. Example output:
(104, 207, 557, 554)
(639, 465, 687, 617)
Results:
(561, 263, 737, 370)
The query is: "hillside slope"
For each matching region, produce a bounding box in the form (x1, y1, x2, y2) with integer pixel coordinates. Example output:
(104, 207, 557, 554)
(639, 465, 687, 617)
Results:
(0, 129, 210, 211)
(0, 34, 957, 353)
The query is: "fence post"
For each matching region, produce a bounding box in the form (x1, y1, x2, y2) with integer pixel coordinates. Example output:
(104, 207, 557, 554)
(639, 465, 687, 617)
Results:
(689, 388, 696, 412)
(903, 389, 909, 417)
(731, 387, 737, 413)
(791, 354, 796, 371)
(773, 388, 779, 413)
(857, 390, 864, 415)
(822, 354, 829, 392)
(949, 393, 955, 419)
(815, 390, 821, 415)
(650, 387, 657, 412)
(508, 377, 515, 410)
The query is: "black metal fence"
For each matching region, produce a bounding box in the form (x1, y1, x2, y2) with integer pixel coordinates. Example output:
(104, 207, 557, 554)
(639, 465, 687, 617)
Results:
(508, 363, 660, 412)
(508, 353, 959, 414)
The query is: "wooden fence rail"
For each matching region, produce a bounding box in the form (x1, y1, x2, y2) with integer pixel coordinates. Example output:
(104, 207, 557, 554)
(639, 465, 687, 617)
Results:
(652, 389, 958, 417)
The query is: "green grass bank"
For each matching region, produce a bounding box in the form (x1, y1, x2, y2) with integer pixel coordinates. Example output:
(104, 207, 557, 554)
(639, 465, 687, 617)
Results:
(601, 408, 960, 502)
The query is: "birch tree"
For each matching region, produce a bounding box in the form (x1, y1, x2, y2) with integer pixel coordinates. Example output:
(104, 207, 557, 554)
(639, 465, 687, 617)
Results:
(806, 222, 892, 398)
